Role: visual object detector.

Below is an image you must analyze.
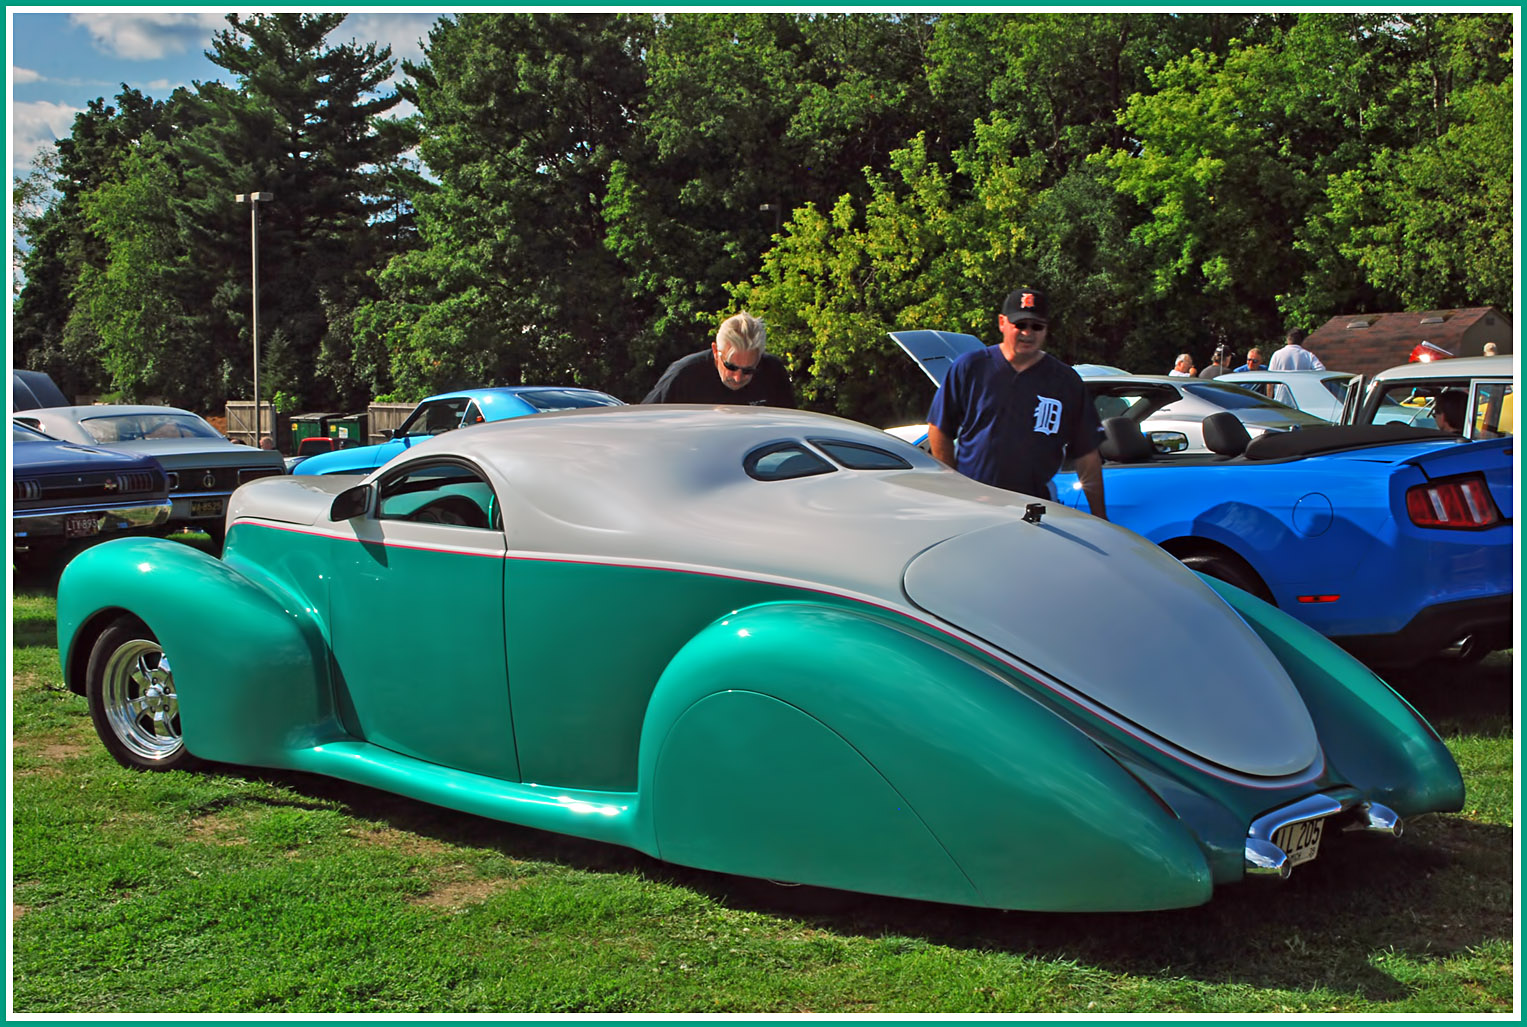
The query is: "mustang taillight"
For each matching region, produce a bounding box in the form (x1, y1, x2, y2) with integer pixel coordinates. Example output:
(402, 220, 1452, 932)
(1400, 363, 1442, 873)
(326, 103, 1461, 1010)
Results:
(1405, 475, 1500, 529)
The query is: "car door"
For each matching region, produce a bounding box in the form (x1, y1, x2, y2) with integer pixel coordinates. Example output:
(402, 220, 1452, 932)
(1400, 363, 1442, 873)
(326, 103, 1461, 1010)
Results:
(326, 456, 518, 781)
(1467, 379, 1514, 438)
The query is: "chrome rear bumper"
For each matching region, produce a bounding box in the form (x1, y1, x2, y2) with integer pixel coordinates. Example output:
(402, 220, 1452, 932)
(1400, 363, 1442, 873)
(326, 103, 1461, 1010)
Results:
(1243, 793, 1402, 879)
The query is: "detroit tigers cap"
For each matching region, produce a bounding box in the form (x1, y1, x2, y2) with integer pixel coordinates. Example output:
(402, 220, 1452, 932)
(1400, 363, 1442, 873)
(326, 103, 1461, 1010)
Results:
(1002, 287, 1048, 322)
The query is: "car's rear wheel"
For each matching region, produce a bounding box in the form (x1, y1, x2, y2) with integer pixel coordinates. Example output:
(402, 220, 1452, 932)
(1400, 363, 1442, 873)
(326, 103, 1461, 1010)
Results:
(1179, 551, 1275, 604)
(86, 615, 200, 771)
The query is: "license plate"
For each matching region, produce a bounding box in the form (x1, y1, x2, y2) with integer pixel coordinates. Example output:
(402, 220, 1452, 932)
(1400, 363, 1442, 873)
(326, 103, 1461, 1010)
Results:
(64, 513, 100, 539)
(1273, 817, 1325, 867)
(191, 498, 224, 518)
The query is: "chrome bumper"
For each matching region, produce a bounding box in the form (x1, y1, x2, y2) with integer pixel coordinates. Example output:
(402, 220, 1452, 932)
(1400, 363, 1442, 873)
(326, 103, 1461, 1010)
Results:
(13, 500, 172, 545)
(1243, 793, 1402, 879)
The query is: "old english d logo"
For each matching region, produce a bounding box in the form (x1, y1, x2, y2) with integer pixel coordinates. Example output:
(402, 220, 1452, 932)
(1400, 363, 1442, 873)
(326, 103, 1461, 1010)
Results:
(1020, 292, 1037, 309)
(1033, 395, 1062, 435)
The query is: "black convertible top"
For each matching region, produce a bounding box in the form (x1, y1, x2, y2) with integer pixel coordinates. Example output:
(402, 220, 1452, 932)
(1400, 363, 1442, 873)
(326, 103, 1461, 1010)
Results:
(1242, 423, 1450, 460)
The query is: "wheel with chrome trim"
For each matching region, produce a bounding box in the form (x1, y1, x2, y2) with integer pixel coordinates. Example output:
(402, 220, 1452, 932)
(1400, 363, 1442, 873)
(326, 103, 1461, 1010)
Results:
(86, 615, 201, 771)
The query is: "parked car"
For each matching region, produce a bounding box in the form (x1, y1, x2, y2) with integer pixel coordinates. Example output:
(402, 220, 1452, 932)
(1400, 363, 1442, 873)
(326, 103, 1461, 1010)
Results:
(886, 330, 1328, 451)
(58, 405, 1462, 912)
(11, 421, 171, 567)
(1215, 369, 1357, 422)
(1053, 414, 1514, 666)
(15, 405, 285, 546)
(12, 369, 70, 410)
(293, 386, 625, 475)
(284, 435, 363, 473)
(1343, 355, 1514, 440)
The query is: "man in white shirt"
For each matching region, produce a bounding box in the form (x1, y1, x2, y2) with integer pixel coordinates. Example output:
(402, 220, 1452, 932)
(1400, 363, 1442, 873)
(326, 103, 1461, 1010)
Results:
(1168, 353, 1195, 376)
(1268, 328, 1326, 371)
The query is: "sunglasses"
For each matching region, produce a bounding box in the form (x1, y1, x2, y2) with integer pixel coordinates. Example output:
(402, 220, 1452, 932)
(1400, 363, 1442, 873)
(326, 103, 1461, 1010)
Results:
(717, 351, 759, 375)
(1010, 320, 1048, 332)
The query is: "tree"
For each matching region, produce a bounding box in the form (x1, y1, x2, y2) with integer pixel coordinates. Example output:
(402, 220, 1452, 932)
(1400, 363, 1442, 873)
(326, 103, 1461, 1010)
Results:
(358, 13, 652, 401)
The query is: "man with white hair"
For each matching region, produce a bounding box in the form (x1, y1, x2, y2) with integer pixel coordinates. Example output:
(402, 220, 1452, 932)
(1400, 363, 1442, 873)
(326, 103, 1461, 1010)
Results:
(642, 311, 795, 406)
(1168, 353, 1195, 377)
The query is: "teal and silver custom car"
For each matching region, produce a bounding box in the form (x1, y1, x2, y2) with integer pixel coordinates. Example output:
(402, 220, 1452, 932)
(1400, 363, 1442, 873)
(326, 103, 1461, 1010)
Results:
(57, 405, 1463, 912)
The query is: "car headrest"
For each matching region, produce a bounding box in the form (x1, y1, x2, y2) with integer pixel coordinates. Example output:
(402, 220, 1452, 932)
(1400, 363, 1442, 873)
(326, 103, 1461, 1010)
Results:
(1098, 417, 1153, 463)
(1202, 411, 1251, 457)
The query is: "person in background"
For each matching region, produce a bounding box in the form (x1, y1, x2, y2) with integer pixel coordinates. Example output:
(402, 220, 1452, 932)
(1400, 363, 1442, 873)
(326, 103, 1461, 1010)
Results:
(259, 435, 277, 450)
(1433, 390, 1467, 434)
(1233, 347, 1264, 373)
(1268, 328, 1326, 371)
(926, 286, 1106, 519)
(1168, 353, 1196, 377)
(1483, 342, 1499, 357)
(1198, 345, 1230, 380)
(642, 311, 795, 407)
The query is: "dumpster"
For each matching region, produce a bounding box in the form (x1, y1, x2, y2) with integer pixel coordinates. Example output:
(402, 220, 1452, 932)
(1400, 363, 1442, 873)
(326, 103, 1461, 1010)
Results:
(288, 412, 341, 453)
(326, 412, 370, 448)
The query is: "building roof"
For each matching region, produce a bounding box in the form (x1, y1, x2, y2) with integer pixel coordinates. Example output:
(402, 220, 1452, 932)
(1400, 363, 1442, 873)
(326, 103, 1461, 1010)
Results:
(1305, 306, 1512, 378)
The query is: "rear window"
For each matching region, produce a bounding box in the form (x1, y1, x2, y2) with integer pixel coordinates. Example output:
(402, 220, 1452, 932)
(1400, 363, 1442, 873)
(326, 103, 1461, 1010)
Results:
(518, 389, 623, 412)
(1184, 383, 1299, 412)
(745, 442, 835, 481)
(808, 438, 912, 471)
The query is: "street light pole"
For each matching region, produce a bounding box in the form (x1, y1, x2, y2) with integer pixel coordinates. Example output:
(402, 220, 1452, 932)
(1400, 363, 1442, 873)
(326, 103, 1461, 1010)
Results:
(235, 191, 272, 445)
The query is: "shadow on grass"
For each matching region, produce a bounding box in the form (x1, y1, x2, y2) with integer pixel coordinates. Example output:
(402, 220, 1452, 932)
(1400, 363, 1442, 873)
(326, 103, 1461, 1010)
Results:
(206, 737, 1511, 1003)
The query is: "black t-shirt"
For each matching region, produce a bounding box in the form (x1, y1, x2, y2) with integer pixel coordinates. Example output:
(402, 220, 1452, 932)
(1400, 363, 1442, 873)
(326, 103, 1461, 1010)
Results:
(641, 349, 796, 407)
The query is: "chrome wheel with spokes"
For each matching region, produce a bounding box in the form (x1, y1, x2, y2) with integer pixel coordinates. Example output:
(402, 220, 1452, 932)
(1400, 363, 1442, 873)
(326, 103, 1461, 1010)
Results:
(86, 615, 200, 771)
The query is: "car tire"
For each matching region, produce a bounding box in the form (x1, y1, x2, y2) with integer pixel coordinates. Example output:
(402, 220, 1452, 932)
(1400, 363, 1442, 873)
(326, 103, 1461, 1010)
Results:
(86, 615, 201, 772)
(1179, 552, 1275, 604)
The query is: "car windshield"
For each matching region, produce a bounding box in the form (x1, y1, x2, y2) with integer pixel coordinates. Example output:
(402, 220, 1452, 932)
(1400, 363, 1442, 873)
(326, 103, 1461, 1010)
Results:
(1184, 383, 1300, 412)
(517, 389, 622, 412)
(78, 412, 222, 443)
(397, 398, 471, 437)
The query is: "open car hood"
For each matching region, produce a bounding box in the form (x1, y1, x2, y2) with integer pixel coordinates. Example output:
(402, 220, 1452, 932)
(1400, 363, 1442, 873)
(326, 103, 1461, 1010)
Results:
(888, 330, 988, 387)
(902, 519, 1320, 778)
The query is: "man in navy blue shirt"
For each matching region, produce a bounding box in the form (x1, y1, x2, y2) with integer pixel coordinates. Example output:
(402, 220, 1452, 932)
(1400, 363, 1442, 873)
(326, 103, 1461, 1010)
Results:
(926, 287, 1106, 518)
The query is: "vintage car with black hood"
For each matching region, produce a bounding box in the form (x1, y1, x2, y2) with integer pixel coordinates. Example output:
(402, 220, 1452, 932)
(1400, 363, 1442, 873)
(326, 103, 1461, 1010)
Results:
(57, 405, 1463, 911)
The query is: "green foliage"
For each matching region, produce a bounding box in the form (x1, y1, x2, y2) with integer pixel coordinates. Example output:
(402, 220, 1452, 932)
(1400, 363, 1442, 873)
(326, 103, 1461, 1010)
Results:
(14, 13, 1514, 420)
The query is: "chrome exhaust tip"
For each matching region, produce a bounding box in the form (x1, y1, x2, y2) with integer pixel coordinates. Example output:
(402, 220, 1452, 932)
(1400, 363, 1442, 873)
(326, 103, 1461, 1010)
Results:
(1244, 837, 1290, 879)
(1344, 801, 1403, 838)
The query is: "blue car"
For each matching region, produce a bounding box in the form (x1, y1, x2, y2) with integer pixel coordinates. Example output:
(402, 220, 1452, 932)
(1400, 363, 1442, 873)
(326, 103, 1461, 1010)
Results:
(1051, 415, 1514, 667)
(11, 421, 172, 567)
(293, 386, 624, 475)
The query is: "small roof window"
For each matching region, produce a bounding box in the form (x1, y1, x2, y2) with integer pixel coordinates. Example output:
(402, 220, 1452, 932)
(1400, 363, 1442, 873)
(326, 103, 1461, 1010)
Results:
(744, 442, 835, 481)
(808, 438, 913, 471)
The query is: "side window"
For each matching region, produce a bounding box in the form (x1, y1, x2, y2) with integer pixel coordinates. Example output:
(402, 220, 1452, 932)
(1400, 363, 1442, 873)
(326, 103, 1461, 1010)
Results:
(1469, 381, 1514, 439)
(376, 461, 498, 530)
(462, 401, 486, 427)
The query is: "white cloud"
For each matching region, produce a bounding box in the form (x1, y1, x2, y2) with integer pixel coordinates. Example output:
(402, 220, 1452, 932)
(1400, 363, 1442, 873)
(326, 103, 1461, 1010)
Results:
(13, 66, 43, 84)
(341, 12, 440, 67)
(69, 12, 229, 61)
(11, 100, 83, 176)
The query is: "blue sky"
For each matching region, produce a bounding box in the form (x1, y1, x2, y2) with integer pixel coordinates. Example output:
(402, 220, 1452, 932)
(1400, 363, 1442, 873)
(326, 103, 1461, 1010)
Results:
(9, 9, 443, 178)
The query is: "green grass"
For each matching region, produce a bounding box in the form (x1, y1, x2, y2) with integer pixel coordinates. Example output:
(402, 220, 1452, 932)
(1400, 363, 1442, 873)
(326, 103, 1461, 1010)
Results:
(10, 571, 1515, 1013)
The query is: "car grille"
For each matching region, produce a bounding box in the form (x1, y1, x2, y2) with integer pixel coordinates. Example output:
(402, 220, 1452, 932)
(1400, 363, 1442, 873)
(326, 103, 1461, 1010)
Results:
(165, 465, 282, 492)
(13, 469, 164, 504)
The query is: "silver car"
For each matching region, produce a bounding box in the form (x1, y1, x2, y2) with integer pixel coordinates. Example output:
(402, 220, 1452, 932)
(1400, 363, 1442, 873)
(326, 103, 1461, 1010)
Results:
(1088, 375, 1330, 452)
(886, 331, 1327, 452)
(14, 405, 285, 546)
(1213, 369, 1357, 422)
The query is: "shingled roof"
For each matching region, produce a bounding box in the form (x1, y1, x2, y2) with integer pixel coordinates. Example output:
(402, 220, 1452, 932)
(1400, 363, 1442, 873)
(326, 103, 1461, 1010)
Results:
(1305, 307, 1512, 378)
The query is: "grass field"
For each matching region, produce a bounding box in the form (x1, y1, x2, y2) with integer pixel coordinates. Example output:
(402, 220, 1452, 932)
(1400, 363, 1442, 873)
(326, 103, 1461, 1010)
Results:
(9, 561, 1516, 1013)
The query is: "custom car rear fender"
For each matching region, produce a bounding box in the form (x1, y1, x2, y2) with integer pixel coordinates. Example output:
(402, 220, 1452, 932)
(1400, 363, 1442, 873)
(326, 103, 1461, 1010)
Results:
(639, 601, 1213, 912)
(1199, 574, 1465, 817)
(58, 537, 342, 766)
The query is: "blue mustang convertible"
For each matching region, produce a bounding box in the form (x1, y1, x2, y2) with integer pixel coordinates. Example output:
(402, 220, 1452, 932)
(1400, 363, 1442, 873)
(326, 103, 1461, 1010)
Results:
(1053, 416, 1514, 666)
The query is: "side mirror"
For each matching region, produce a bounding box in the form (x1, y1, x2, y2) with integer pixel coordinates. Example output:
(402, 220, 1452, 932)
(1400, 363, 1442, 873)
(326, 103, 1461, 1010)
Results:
(329, 483, 373, 521)
(1147, 431, 1189, 454)
(379, 428, 395, 439)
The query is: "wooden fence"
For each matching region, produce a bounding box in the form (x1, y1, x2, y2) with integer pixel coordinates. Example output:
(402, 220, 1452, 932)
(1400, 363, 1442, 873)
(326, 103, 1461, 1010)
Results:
(223, 401, 281, 448)
(366, 403, 413, 444)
